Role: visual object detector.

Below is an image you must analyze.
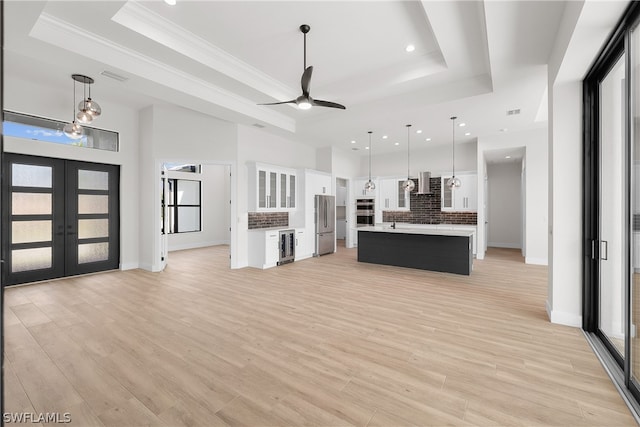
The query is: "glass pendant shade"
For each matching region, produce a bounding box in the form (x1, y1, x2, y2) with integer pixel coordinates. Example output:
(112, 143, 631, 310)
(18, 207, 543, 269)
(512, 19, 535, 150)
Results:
(364, 130, 375, 192)
(78, 98, 101, 117)
(76, 109, 93, 124)
(404, 124, 414, 193)
(364, 179, 376, 191)
(403, 178, 415, 192)
(63, 121, 84, 139)
(446, 176, 462, 189)
(449, 116, 462, 190)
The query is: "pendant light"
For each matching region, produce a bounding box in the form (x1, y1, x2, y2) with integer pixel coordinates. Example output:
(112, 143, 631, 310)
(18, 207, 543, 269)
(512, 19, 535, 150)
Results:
(364, 131, 376, 192)
(63, 76, 84, 140)
(447, 116, 462, 189)
(402, 124, 415, 192)
(75, 74, 101, 123)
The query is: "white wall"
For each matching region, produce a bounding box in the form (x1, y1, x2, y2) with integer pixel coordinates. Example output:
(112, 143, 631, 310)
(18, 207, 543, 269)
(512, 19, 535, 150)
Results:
(3, 75, 141, 270)
(361, 141, 478, 178)
(487, 162, 522, 249)
(167, 165, 231, 251)
(477, 128, 548, 265)
(546, 0, 628, 327)
(138, 105, 238, 271)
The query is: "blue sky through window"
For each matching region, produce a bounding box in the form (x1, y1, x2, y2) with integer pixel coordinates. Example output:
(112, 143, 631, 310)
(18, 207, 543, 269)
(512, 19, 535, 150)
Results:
(3, 121, 87, 146)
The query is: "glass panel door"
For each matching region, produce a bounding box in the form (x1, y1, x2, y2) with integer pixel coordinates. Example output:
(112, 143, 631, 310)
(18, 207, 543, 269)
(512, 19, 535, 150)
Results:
(2, 154, 119, 285)
(2, 154, 65, 284)
(631, 23, 640, 392)
(599, 53, 627, 357)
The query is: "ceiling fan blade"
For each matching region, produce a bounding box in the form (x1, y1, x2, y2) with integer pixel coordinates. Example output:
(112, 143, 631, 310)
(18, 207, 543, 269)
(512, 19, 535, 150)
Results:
(258, 100, 296, 106)
(312, 99, 346, 110)
(301, 66, 313, 97)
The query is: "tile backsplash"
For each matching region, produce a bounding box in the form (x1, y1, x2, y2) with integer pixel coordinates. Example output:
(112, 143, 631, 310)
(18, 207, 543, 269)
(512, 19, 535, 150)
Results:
(382, 177, 477, 225)
(248, 212, 289, 229)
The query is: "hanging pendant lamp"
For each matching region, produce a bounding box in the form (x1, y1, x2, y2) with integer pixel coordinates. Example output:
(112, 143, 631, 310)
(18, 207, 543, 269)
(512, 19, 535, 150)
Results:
(402, 124, 415, 192)
(364, 131, 376, 192)
(63, 75, 84, 140)
(447, 116, 462, 189)
(75, 74, 101, 123)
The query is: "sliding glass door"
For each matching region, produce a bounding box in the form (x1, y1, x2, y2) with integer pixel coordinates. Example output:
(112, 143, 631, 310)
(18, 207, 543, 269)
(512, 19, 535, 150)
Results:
(584, 1, 640, 407)
(2, 153, 119, 285)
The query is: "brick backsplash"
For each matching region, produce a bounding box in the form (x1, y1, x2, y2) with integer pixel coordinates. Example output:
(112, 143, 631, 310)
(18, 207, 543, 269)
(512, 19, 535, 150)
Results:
(382, 177, 477, 225)
(248, 212, 289, 229)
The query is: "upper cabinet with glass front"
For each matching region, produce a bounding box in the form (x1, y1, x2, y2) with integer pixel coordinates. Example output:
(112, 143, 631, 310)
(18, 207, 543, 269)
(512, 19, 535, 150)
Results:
(249, 162, 296, 212)
(441, 173, 477, 212)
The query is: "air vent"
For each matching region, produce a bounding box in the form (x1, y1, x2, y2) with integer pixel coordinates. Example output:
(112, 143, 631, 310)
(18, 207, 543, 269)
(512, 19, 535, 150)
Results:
(507, 108, 521, 116)
(351, 147, 359, 151)
(100, 70, 128, 82)
(252, 123, 265, 128)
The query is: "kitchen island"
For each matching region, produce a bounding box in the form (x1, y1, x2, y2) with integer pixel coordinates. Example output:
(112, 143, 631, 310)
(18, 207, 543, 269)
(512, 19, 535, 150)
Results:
(357, 226, 473, 275)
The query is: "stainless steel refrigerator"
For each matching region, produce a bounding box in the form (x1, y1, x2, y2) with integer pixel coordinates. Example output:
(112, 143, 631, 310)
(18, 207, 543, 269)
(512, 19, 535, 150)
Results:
(314, 194, 336, 256)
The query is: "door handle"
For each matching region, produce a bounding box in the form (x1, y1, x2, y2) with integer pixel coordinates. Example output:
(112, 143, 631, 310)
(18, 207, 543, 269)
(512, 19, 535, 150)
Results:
(601, 240, 608, 260)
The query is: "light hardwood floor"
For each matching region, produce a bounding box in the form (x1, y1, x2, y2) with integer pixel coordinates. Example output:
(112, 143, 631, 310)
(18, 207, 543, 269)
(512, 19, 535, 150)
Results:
(3, 245, 636, 426)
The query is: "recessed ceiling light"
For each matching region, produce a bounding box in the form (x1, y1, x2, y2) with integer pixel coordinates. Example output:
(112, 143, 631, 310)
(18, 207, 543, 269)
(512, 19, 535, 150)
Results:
(505, 155, 512, 159)
(394, 142, 400, 146)
(465, 132, 471, 136)
(405, 44, 415, 53)
(351, 140, 356, 144)
(365, 146, 370, 150)
(416, 130, 422, 134)
(164, 0, 177, 5)
(382, 135, 388, 139)
(426, 138, 431, 142)
(458, 123, 466, 127)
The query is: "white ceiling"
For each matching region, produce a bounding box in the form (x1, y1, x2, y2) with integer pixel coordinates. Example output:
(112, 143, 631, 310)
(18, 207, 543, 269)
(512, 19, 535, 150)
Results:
(4, 0, 568, 155)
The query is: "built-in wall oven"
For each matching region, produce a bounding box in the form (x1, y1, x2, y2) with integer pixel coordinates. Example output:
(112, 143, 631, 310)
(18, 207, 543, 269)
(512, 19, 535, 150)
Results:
(278, 229, 295, 265)
(356, 198, 375, 227)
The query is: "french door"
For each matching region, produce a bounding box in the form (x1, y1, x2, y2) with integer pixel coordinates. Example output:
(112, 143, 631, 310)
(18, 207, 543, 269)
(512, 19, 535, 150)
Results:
(2, 153, 119, 286)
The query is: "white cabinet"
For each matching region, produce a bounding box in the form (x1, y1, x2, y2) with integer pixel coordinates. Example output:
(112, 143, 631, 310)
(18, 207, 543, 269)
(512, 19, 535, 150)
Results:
(295, 228, 311, 260)
(441, 174, 477, 212)
(353, 178, 378, 198)
(278, 172, 296, 209)
(249, 163, 297, 212)
(379, 178, 410, 211)
(248, 229, 280, 269)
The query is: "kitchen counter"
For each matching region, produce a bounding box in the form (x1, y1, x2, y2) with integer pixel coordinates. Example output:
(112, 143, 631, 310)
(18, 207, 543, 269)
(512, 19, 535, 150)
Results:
(358, 225, 474, 237)
(358, 226, 473, 275)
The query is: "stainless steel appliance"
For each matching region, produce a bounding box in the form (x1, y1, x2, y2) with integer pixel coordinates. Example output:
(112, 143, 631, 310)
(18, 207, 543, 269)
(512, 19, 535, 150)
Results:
(416, 171, 433, 194)
(314, 195, 336, 256)
(278, 229, 295, 265)
(356, 198, 375, 227)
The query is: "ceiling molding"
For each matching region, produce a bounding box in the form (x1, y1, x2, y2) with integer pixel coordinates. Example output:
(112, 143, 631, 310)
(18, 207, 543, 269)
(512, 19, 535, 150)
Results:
(29, 12, 296, 133)
(112, 1, 296, 106)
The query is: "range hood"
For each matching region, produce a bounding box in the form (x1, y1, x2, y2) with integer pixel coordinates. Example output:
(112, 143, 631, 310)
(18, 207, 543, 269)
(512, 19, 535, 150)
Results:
(417, 171, 432, 194)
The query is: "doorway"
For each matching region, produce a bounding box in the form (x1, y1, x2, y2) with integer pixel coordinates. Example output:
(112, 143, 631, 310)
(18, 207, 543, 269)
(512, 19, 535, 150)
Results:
(2, 153, 120, 286)
(486, 160, 523, 252)
(336, 177, 347, 246)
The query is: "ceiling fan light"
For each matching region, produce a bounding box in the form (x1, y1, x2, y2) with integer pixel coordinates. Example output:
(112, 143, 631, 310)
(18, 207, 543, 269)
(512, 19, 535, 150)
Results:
(63, 121, 84, 139)
(297, 100, 312, 110)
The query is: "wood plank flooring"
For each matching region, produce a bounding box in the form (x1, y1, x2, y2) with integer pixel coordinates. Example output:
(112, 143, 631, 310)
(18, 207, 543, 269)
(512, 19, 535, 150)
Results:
(3, 245, 636, 426)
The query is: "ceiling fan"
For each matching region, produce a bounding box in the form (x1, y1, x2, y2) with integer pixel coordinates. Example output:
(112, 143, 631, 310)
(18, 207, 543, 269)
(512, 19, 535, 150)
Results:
(259, 24, 346, 110)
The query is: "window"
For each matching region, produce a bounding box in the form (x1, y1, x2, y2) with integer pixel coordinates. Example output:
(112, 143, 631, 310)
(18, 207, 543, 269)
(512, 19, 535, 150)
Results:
(3, 111, 119, 152)
(166, 179, 201, 233)
(164, 163, 201, 173)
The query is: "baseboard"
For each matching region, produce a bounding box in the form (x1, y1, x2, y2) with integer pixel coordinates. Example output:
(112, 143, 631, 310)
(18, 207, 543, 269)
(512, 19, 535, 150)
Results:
(169, 240, 229, 252)
(488, 242, 521, 249)
(525, 256, 548, 266)
(120, 262, 139, 271)
(138, 262, 154, 272)
(295, 254, 313, 261)
(548, 305, 582, 327)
